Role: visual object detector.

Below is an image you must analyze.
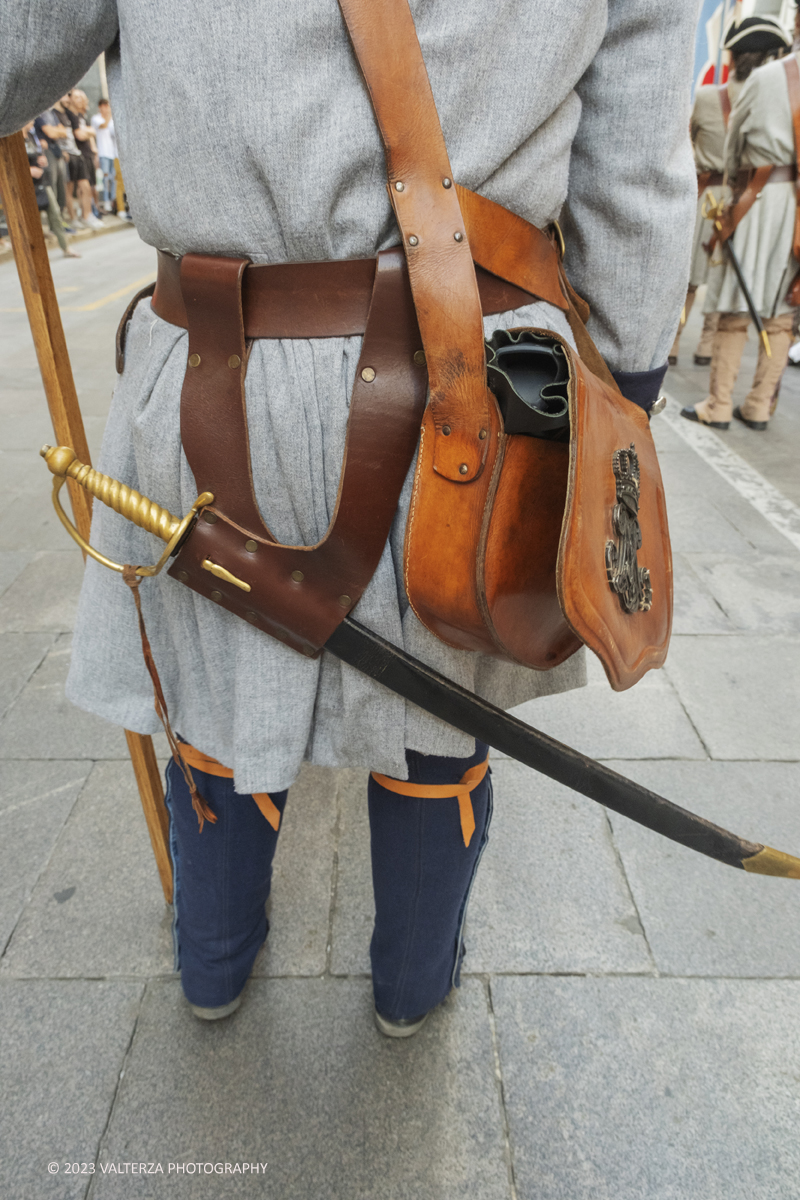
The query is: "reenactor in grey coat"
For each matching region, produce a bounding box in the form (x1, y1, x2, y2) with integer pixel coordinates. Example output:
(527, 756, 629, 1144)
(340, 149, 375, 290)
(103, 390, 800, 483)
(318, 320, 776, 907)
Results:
(682, 15, 796, 431)
(0, 0, 698, 1029)
(668, 72, 740, 365)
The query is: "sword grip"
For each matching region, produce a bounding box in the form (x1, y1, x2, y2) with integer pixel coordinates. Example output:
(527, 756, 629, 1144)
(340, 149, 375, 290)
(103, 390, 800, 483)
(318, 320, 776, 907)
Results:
(41, 445, 180, 542)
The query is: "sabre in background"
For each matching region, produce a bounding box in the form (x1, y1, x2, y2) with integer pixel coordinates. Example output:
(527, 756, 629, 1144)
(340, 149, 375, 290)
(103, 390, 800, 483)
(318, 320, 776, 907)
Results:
(40, 442, 800, 881)
(702, 190, 772, 357)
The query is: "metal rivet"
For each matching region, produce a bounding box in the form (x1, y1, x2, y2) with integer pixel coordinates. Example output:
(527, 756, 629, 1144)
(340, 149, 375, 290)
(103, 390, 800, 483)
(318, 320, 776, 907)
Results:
(413, 350, 426, 366)
(203, 511, 218, 524)
(176, 570, 189, 582)
(339, 594, 351, 608)
(442, 177, 452, 189)
(361, 366, 376, 383)
(442, 425, 451, 436)
(408, 235, 419, 247)
(188, 353, 201, 367)
(210, 589, 222, 602)
(245, 611, 259, 625)
(228, 354, 241, 369)
(395, 181, 405, 192)
(291, 570, 304, 583)
(478, 428, 487, 440)
(650, 394, 667, 416)
(453, 231, 463, 243)
(459, 463, 469, 475)
(244, 539, 258, 553)
(303, 645, 315, 657)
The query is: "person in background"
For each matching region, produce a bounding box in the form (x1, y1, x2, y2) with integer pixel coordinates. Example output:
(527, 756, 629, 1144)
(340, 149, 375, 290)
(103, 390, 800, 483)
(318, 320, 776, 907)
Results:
(91, 97, 117, 213)
(68, 89, 103, 224)
(34, 106, 70, 220)
(60, 91, 102, 230)
(671, 18, 790, 369)
(23, 121, 80, 258)
(681, 15, 795, 431)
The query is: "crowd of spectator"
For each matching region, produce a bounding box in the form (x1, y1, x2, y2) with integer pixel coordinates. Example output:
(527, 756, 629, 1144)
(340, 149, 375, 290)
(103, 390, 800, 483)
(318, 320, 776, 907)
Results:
(0, 90, 127, 259)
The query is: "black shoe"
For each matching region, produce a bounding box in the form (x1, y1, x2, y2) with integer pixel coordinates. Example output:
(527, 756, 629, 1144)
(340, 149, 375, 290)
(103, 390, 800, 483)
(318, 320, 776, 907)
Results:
(693, 355, 712, 366)
(733, 405, 767, 431)
(679, 406, 729, 430)
(667, 355, 677, 366)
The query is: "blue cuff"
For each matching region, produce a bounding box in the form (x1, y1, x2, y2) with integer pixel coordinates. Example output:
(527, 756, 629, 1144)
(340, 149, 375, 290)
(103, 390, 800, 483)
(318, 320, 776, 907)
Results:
(610, 364, 668, 413)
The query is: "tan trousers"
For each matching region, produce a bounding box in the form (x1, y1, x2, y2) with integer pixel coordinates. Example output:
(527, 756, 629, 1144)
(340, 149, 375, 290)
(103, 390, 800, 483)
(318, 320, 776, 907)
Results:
(669, 287, 719, 360)
(693, 311, 793, 425)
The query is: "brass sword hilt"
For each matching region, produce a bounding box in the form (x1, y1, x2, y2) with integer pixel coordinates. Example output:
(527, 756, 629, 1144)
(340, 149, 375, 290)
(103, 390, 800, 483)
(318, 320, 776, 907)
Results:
(40, 444, 214, 577)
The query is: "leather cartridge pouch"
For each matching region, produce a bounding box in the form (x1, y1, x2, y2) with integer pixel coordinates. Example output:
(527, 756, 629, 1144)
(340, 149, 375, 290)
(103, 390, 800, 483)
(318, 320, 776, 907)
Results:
(341, 0, 671, 690)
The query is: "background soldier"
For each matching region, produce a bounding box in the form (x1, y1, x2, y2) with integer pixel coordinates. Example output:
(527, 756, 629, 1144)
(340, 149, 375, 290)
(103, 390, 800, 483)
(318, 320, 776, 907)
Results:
(682, 15, 795, 431)
(668, 69, 737, 366)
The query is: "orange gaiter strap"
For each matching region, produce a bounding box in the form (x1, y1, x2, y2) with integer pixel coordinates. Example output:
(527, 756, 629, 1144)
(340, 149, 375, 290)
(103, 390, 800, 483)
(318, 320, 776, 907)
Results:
(179, 743, 282, 832)
(370, 757, 489, 847)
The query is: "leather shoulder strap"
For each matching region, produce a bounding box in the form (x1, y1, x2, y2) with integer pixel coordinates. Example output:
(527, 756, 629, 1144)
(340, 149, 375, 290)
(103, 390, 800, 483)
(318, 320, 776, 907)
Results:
(718, 83, 731, 129)
(338, 0, 489, 484)
(784, 56, 800, 155)
(783, 56, 800, 260)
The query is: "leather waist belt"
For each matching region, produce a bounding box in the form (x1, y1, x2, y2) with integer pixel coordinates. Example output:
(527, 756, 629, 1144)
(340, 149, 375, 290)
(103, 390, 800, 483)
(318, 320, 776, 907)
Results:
(761, 164, 798, 184)
(697, 165, 797, 198)
(151, 247, 536, 338)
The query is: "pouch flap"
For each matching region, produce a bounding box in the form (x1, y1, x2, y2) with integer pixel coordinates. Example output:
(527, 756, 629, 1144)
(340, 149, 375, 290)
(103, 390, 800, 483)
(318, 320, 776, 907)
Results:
(557, 353, 672, 691)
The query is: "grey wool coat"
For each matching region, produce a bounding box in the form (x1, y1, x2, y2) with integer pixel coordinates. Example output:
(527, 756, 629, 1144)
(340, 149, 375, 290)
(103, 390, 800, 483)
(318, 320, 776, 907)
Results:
(0, 0, 698, 793)
(705, 52, 800, 318)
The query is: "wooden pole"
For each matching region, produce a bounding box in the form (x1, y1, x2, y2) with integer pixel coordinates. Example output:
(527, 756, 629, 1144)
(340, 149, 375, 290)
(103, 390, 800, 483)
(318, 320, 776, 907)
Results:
(0, 131, 173, 903)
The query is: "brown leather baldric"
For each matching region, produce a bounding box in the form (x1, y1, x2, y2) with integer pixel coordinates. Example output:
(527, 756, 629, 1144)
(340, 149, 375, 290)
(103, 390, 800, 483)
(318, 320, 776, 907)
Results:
(338, 0, 492, 485)
(718, 83, 731, 129)
(784, 55, 800, 261)
(168, 248, 428, 656)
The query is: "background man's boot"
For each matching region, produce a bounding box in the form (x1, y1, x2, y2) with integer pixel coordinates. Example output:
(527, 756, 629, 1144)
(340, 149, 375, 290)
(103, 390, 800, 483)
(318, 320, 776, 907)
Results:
(682, 312, 749, 429)
(735, 312, 793, 430)
(694, 311, 719, 365)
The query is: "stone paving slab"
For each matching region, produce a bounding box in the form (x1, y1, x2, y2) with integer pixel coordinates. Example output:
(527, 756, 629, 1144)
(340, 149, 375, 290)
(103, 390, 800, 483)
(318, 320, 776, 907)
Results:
(0, 447, 43, 487)
(0, 630, 56, 720)
(251, 764, 338, 978)
(1, 759, 173, 979)
(670, 552, 736, 636)
(0, 550, 85, 633)
(0, 980, 144, 1200)
(658, 484, 756, 557)
(0, 549, 34, 597)
(605, 760, 800, 977)
(664, 635, 800, 760)
(492, 975, 800, 1200)
(0, 633, 129, 759)
(0, 759, 90, 955)
(466, 759, 653, 974)
(0, 485, 77, 552)
(93, 977, 511, 1200)
(507, 651, 705, 762)
(682, 552, 800, 637)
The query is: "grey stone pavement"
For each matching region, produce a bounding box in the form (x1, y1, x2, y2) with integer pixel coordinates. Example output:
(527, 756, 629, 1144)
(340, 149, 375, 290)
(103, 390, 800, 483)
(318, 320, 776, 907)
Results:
(1, 235, 799, 1199)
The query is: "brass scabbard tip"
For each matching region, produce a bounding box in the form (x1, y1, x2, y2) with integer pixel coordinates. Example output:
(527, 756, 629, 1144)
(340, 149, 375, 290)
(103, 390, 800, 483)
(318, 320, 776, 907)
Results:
(41, 445, 77, 476)
(742, 844, 800, 879)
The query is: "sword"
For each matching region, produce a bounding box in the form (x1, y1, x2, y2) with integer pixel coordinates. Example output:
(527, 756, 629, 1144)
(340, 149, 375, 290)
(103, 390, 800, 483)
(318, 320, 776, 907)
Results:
(702, 192, 771, 357)
(41, 443, 800, 880)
